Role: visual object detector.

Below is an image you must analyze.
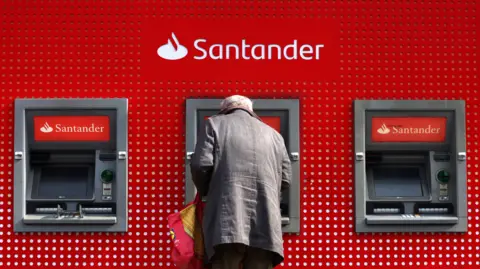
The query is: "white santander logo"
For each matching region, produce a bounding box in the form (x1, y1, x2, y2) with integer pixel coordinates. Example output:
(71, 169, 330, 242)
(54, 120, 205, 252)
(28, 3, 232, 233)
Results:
(157, 32, 325, 61)
(377, 123, 390, 134)
(157, 32, 188, 60)
(40, 122, 53, 133)
(39, 122, 106, 133)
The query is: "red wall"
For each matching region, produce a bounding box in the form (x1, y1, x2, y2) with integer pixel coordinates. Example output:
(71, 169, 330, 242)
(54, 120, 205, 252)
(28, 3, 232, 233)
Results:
(0, 1, 478, 269)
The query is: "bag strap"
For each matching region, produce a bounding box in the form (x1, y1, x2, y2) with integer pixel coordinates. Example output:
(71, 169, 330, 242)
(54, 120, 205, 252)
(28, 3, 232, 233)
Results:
(193, 193, 205, 226)
(193, 193, 202, 204)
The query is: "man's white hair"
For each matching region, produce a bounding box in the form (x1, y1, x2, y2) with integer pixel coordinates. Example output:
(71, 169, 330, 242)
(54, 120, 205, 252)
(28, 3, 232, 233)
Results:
(220, 95, 253, 112)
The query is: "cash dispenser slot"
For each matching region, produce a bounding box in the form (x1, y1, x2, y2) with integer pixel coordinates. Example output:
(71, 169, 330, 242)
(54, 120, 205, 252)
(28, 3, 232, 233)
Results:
(414, 203, 454, 214)
(364, 151, 459, 225)
(366, 202, 404, 215)
(24, 150, 117, 225)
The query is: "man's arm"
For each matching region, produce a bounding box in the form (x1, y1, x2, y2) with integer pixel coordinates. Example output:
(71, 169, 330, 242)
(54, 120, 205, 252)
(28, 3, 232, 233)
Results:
(190, 118, 215, 197)
(281, 144, 292, 191)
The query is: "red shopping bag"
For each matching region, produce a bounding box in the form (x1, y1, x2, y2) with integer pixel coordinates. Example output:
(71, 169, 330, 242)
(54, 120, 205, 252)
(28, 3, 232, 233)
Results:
(168, 194, 206, 269)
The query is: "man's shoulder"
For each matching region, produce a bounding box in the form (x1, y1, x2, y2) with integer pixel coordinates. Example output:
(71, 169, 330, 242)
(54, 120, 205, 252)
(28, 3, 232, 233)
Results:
(258, 120, 282, 135)
(208, 113, 243, 123)
(204, 114, 221, 124)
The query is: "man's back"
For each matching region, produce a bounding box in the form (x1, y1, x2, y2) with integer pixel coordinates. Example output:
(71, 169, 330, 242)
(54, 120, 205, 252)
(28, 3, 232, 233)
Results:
(191, 108, 291, 268)
(212, 109, 286, 188)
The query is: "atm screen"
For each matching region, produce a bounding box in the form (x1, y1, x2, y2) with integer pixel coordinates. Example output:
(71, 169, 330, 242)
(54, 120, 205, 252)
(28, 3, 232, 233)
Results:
(34, 166, 93, 200)
(373, 167, 424, 197)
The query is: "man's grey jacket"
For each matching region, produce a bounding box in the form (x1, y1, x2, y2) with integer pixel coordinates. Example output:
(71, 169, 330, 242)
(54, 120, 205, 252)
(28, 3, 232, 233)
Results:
(190, 108, 292, 267)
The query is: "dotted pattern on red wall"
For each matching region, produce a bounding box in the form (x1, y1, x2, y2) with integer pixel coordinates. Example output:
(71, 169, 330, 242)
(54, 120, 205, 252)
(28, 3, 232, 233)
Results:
(0, 1, 478, 269)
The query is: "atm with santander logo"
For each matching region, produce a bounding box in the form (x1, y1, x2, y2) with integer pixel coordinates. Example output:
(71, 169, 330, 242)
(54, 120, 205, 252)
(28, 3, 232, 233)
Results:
(185, 98, 301, 233)
(13, 98, 128, 232)
(354, 100, 467, 233)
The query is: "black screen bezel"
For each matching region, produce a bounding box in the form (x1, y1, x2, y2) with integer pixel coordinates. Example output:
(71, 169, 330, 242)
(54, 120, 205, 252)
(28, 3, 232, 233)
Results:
(367, 164, 431, 201)
(31, 164, 95, 201)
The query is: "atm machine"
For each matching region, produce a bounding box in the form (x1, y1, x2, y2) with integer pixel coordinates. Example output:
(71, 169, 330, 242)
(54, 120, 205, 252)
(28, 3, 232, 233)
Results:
(354, 100, 467, 233)
(185, 98, 301, 233)
(13, 98, 128, 232)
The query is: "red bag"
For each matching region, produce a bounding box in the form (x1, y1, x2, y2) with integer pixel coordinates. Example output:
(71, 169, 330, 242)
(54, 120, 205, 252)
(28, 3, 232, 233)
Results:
(168, 194, 206, 269)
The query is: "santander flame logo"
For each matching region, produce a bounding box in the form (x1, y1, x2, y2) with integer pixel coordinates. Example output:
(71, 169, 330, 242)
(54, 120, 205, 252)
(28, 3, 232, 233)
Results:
(40, 122, 53, 133)
(377, 123, 390, 134)
(157, 32, 188, 60)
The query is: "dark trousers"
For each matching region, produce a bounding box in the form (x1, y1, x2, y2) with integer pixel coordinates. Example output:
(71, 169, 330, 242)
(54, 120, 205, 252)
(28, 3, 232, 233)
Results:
(211, 243, 273, 269)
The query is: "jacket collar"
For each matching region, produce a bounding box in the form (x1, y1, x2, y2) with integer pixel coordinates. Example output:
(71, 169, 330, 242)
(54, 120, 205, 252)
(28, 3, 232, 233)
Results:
(218, 106, 261, 121)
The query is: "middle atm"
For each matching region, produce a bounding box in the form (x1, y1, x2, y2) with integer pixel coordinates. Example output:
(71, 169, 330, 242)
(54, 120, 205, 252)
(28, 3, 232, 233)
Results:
(185, 98, 301, 233)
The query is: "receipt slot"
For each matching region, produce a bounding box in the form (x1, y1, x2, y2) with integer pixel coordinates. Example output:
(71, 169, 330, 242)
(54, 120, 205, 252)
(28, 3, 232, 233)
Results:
(185, 99, 301, 233)
(354, 100, 467, 233)
(13, 98, 128, 232)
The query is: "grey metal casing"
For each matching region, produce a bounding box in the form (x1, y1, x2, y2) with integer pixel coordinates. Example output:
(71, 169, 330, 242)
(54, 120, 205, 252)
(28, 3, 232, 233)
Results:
(354, 100, 467, 233)
(185, 98, 301, 234)
(14, 98, 129, 232)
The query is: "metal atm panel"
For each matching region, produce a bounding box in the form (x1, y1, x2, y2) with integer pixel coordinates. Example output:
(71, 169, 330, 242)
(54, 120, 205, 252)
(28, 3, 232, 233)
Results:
(185, 98, 301, 233)
(354, 100, 467, 233)
(13, 98, 128, 233)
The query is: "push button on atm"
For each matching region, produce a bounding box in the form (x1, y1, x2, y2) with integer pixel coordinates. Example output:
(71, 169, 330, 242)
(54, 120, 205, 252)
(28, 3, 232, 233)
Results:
(437, 170, 450, 183)
(101, 170, 115, 183)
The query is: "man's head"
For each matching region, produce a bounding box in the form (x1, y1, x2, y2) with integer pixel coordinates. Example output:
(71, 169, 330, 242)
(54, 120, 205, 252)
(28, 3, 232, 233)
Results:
(219, 95, 254, 114)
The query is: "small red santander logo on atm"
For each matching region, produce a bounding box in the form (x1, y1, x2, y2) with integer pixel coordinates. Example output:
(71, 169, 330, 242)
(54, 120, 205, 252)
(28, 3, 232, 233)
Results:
(371, 117, 447, 143)
(34, 116, 110, 142)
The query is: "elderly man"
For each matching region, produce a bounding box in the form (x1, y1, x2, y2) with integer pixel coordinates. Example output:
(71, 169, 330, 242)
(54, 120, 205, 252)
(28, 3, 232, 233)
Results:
(190, 95, 292, 269)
